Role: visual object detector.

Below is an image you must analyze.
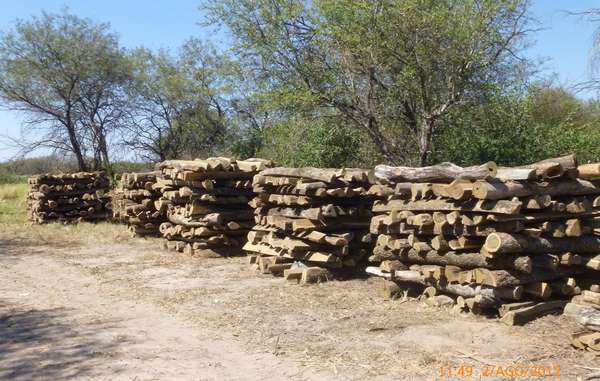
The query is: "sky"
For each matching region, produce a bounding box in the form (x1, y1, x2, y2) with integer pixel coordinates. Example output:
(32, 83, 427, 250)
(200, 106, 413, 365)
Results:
(0, 0, 599, 161)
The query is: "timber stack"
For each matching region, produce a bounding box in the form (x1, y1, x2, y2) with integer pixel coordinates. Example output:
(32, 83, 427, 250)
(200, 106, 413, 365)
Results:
(243, 167, 377, 282)
(367, 155, 600, 325)
(113, 171, 165, 237)
(156, 157, 273, 256)
(27, 172, 111, 223)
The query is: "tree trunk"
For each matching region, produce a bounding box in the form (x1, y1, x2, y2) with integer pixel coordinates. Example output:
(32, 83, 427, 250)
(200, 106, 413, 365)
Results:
(418, 118, 435, 166)
(65, 120, 87, 171)
(98, 131, 112, 176)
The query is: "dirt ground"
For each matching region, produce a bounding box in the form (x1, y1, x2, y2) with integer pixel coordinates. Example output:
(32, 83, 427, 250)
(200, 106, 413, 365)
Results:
(0, 229, 598, 380)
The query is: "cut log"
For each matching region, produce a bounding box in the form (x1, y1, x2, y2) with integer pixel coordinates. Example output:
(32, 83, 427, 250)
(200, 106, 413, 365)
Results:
(569, 331, 600, 351)
(563, 303, 600, 331)
(495, 167, 536, 181)
(380, 279, 403, 300)
(521, 154, 578, 179)
(473, 267, 580, 287)
(582, 290, 600, 306)
(484, 232, 600, 255)
(472, 179, 600, 200)
(373, 198, 522, 215)
(259, 167, 342, 183)
(498, 301, 537, 317)
(439, 283, 522, 301)
(583, 254, 600, 270)
(523, 282, 552, 299)
(375, 247, 532, 273)
(500, 300, 567, 326)
(578, 163, 600, 180)
(300, 267, 332, 284)
(374, 162, 497, 183)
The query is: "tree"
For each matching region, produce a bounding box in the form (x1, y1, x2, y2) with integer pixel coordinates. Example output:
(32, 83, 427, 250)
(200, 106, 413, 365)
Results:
(76, 46, 132, 173)
(0, 11, 130, 171)
(433, 84, 600, 166)
(204, 0, 532, 165)
(125, 40, 230, 161)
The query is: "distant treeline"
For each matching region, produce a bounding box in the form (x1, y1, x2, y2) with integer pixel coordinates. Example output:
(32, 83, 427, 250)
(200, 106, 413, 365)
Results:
(0, 156, 151, 183)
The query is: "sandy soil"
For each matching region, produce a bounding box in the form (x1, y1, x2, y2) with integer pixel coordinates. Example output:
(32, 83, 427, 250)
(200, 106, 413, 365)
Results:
(0, 232, 598, 380)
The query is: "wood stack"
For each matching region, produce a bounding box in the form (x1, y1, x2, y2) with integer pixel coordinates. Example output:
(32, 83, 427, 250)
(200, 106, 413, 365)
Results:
(156, 157, 273, 256)
(367, 155, 600, 324)
(26, 172, 112, 223)
(112, 171, 165, 237)
(564, 279, 600, 352)
(243, 167, 377, 278)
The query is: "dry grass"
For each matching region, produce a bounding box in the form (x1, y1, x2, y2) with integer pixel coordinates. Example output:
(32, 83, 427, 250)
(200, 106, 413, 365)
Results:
(0, 182, 134, 247)
(0, 182, 28, 224)
(1, 222, 135, 247)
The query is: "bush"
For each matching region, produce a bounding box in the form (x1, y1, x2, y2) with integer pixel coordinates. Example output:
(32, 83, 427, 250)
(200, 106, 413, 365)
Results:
(257, 117, 379, 168)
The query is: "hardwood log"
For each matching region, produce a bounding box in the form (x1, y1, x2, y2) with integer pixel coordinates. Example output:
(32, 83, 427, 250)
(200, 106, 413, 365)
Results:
(495, 167, 536, 181)
(259, 167, 341, 183)
(563, 303, 600, 331)
(484, 232, 600, 255)
(578, 163, 600, 180)
(373, 198, 522, 215)
(521, 154, 578, 179)
(473, 267, 580, 287)
(374, 162, 497, 183)
(439, 283, 522, 301)
(472, 179, 600, 200)
(500, 300, 567, 325)
(376, 247, 532, 273)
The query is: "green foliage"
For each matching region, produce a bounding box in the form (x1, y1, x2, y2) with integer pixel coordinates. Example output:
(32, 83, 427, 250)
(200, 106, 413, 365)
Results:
(0, 172, 26, 185)
(204, 0, 531, 165)
(111, 161, 153, 174)
(0, 10, 131, 171)
(257, 117, 369, 167)
(0, 155, 79, 176)
(126, 40, 231, 161)
(432, 91, 537, 166)
(433, 85, 600, 166)
(0, 183, 27, 224)
(0, 156, 152, 182)
(3, 3, 600, 170)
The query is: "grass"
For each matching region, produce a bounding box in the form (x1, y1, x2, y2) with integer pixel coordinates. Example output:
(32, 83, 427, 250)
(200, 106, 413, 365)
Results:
(0, 172, 27, 184)
(0, 182, 28, 224)
(0, 181, 135, 247)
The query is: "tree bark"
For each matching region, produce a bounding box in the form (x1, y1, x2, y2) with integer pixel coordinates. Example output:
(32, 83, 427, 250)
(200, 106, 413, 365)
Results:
(418, 118, 435, 166)
(65, 118, 87, 171)
(374, 162, 497, 183)
(484, 232, 600, 255)
(375, 247, 532, 273)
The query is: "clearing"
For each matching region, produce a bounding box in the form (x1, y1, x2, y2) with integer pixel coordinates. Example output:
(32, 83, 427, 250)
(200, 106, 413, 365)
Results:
(0, 223, 597, 380)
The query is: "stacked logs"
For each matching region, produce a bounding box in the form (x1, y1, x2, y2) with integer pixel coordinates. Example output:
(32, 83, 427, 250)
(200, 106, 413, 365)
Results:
(243, 167, 376, 281)
(367, 155, 600, 324)
(27, 172, 111, 223)
(156, 157, 273, 256)
(113, 171, 165, 237)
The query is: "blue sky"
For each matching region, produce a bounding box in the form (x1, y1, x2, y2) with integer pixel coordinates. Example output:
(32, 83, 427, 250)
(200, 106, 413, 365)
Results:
(0, 0, 599, 161)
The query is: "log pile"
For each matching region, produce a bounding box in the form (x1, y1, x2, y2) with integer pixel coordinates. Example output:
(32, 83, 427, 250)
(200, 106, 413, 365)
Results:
(368, 155, 600, 324)
(564, 280, 600, 352)
(27, 172, 111, 223)
(156, 157, 273, 256)
(113, 171, 165, 237)
(243, 167, 377, 277)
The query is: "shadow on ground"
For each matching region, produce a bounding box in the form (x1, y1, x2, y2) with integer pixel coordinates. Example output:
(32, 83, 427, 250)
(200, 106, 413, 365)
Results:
(0, 302, 126, 380)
